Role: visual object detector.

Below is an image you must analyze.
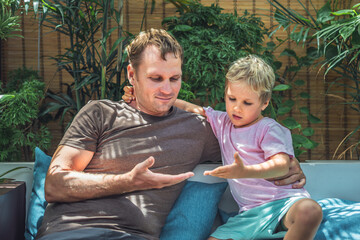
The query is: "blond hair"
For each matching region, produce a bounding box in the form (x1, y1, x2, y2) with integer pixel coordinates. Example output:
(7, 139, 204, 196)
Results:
(225, 55, 275, 103)
(126, 28, 183, 71)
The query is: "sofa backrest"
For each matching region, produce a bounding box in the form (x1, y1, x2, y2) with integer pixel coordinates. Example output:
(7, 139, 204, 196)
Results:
(2, 160, 360, 216)
(191, 161, 360, 213)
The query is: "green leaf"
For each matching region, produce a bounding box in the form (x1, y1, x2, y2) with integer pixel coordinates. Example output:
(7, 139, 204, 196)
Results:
(277, 106, 291, 115)
(273, 61, 282, 70)
(280, 49, 297, 58)
(294, 148, 306, 157)
(273, 84, 291, 91)
(282, 117, 301, 130)
(340, 25, 356, 41)
(316, 1, 334, 24)
(292, 134, 308, 144)
(0, 166, 29, 179)
(302, 138, 317, 149)
(307, 114, 322, 123)
(282, 99, 295, 108)
(307, 47, 321, 60)
(352, 3, 360, 10)
(300, 92, 310, 99)
(214, 102, 225, 111)
(294, 79, 305, 86)
(274, 9, 291, 28)
(174, 25, 193, 32)
(351, 28, 360, 45)
(299, 107, 310, 115)
(332, 9, 356, 16)
(325, 45, 338, 61)
(0, 94, 15, 103)
(302, 127, 314, 136)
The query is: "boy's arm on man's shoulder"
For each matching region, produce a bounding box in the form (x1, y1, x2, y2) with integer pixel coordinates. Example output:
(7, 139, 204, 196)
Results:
(174, 99, 206, 116)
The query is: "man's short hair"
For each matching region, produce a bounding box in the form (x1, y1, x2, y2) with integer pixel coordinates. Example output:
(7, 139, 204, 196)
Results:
(126, 28, 183, 71)
(225, 55, 275, 103)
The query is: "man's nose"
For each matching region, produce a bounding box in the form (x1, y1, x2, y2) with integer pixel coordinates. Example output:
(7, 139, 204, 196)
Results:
(160, 80, 172, 94)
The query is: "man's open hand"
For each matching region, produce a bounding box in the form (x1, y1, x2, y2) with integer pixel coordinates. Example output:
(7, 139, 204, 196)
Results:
(127, 156, 194, 191)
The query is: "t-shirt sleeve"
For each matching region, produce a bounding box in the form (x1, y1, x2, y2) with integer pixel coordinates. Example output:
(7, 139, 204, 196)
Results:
(59, 100, 103, 152)
(260, 122, 295, 160)
(203, 106, 227, 139)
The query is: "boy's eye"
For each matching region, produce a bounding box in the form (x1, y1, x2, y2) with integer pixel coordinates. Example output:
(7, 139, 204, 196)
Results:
(244, 101, 252, 106)
(228, 97, 236, 101)
(150, 77, 161, 81)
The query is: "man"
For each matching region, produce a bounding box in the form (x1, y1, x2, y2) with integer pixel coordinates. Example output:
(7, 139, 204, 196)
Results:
(36, 29, 305, 240)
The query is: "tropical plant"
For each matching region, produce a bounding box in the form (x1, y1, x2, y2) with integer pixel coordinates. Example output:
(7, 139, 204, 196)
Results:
(268, 0, 360, 159)
(316, 3, 360, 159)
(264, 46, 322, 157)
(39, 0, 131, 126)
(163, 2, 271, 106)
(0, 0, 22, 40)
(0, 67, 51, 162)
(0, 0, 39, 40)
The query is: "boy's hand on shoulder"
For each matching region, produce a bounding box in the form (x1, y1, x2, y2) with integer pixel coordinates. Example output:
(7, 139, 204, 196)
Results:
(122, 86, 135, 103)
(204, 152, 245, 179)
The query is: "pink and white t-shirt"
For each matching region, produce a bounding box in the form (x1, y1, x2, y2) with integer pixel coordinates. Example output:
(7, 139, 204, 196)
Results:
(204, 107, 310, 212)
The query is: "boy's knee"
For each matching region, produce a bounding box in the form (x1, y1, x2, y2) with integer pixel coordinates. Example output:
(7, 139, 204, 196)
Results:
(295, 200, 323, 226)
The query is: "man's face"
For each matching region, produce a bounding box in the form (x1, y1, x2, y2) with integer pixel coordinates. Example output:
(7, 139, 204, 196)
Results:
(127, 45, 182, 116)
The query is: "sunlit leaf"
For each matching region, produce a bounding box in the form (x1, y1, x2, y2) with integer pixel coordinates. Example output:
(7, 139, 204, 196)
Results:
(332, 9, 356, 16)
(273, 84, 291, 91)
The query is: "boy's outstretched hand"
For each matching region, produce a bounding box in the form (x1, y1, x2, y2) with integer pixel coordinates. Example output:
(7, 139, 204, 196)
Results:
(123, 86, 135, 103)
(204, 152, 245, 179)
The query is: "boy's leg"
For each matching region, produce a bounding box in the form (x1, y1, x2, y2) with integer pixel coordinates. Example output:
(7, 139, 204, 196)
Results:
(282, 198, 322, 240)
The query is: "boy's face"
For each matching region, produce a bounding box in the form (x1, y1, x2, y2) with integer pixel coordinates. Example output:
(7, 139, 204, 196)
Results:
(225, 81, 269, 128)
(127, 45, 182, 116)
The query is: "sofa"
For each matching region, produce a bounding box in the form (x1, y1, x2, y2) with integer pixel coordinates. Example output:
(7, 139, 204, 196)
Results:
(2, 158, 360, 240)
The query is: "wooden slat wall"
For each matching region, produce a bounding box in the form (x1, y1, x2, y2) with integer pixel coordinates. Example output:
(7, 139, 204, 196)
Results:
(1, 0, 359, 160)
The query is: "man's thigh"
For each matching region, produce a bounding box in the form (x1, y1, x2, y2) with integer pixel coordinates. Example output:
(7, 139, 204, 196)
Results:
(37, 228, 147, 240)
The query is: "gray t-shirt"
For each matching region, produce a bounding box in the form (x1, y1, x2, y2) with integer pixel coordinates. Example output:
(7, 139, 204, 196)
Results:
(36, 100, 221, 240)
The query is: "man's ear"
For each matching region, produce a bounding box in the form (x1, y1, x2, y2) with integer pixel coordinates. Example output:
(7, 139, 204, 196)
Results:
(127, 64, 135, 85)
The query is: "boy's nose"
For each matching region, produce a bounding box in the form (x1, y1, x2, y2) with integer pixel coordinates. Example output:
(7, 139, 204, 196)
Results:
(234, 105, 242, 112)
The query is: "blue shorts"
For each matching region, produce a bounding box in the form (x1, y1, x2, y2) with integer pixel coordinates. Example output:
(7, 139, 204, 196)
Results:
(211, 197, 306, 240)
